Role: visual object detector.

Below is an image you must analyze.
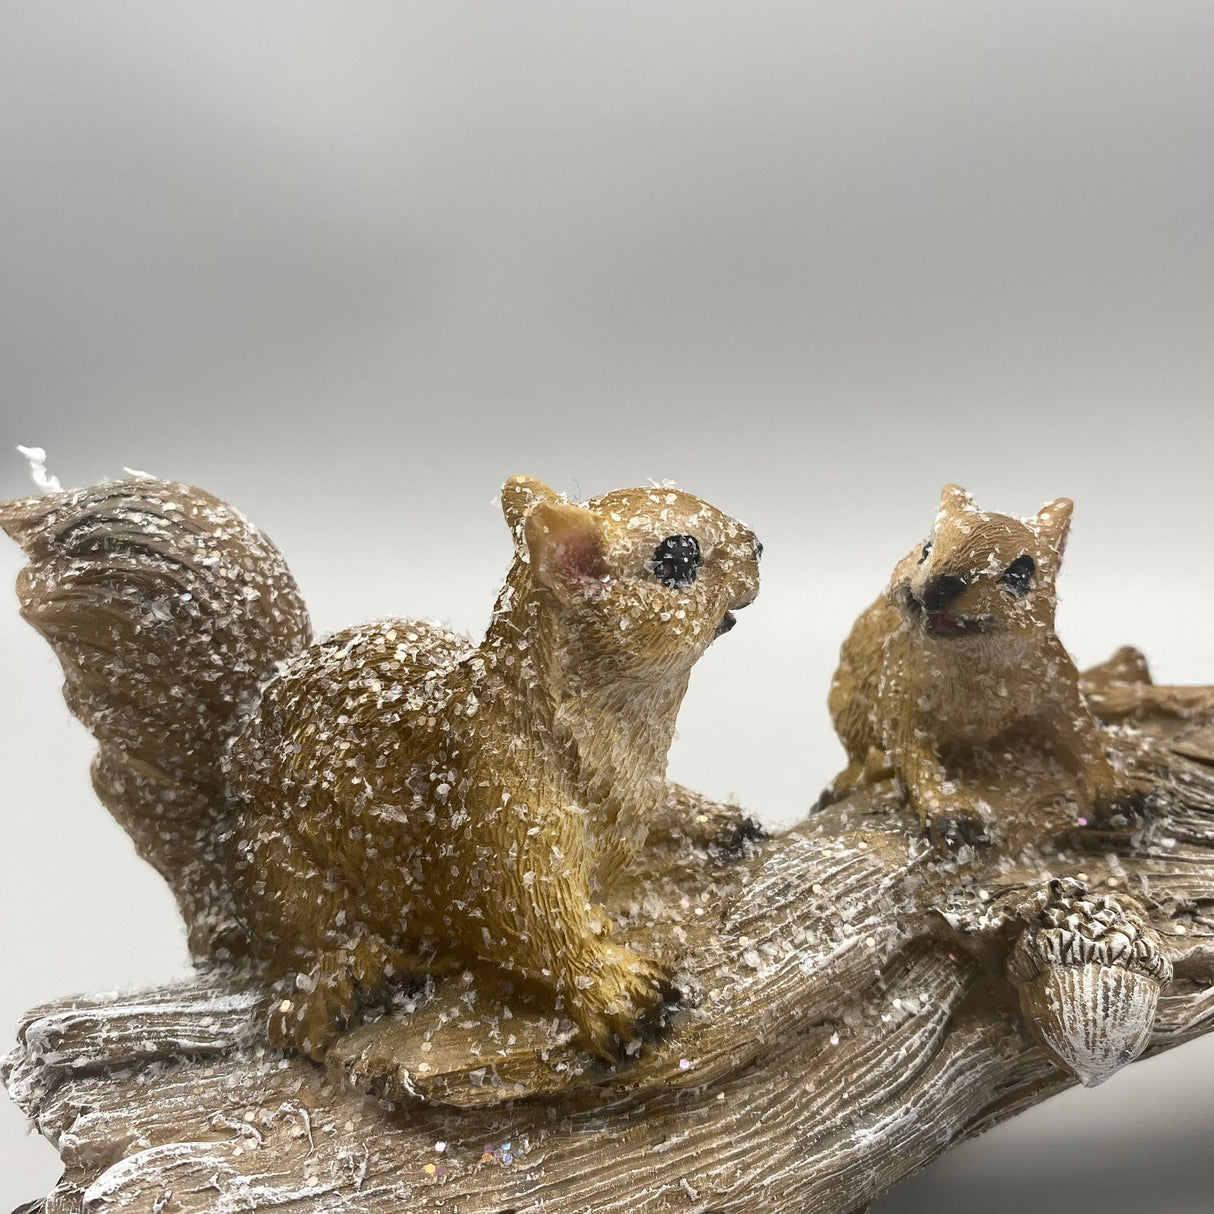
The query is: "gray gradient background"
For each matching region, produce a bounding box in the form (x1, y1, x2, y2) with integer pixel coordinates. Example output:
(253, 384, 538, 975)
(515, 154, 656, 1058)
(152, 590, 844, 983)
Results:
(1, 3, 1212, 1208)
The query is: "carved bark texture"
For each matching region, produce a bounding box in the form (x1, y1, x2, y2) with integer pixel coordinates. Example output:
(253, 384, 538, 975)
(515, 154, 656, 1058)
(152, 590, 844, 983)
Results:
(6, 697, 1214, 1214)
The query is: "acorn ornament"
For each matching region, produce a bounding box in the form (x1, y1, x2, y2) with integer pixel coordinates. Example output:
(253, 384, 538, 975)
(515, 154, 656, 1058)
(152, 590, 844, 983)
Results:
(1008, 880, 1171, 1087)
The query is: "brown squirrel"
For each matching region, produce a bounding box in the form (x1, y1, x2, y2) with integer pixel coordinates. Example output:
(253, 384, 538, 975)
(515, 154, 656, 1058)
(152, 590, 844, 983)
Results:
(828, 484, 1134, 845)
(1, 473, 760, 1060)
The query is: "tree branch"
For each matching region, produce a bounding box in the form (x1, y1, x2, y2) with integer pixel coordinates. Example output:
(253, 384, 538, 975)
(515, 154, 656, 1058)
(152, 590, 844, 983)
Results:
(6, 689, 1214, 1213)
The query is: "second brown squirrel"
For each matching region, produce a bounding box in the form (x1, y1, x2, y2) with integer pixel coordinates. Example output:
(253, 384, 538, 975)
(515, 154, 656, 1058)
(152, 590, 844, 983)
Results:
(829, 484, 1136, 845)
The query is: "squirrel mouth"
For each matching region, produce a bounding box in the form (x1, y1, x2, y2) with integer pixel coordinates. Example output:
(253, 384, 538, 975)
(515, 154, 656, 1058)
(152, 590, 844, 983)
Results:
(716, 590, 757, 638)
(924, 610, 996, 639)
(926, 610, 966, 637)
(904, 588, 992, 639)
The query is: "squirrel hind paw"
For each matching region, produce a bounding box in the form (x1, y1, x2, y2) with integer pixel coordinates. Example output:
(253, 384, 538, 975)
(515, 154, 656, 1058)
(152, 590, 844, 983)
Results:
(598, 996, 682, 1066)
(572, 950, 683, 1064)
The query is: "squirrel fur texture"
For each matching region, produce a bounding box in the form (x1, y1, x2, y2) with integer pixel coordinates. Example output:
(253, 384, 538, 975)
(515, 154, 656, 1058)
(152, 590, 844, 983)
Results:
(828, 484, 1135, 846)
(1, 474, 761, 1060)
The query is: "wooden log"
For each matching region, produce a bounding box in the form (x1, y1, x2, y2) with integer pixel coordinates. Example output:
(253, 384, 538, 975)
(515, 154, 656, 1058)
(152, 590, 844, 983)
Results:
(5, 688, 1214, 1213)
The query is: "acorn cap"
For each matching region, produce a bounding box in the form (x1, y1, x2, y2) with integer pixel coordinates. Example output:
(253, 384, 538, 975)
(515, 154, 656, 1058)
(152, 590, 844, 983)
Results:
(1008, 886, 1171, 1088)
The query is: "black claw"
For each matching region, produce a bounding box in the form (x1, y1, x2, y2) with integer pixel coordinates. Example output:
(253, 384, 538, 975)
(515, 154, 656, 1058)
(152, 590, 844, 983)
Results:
(735, 816, 769, 843)
(711, 815, 769, 860)
(928, 814, 993, 853)
(1085, 790, 1153, 831)
(657, 976, 684, 1007)
(603, 979, 685, 1063)
(636, 1015, 664, 1048)
(637, 988, 679, 1046)
(810, 786, 841, 813)
(607, 1035, 631, 1065)
(1073, 791, 1155, 849)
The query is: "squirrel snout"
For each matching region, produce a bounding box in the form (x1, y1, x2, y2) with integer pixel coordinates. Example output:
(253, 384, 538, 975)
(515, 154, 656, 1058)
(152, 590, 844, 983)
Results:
(920, 575, 967, 613)
(730, 587, 759, 612)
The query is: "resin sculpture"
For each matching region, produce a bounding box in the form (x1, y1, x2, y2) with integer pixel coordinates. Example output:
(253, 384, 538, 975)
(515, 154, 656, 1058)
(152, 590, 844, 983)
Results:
(1, 473, 761, 1061)
(4, 472, 1214, 1214)
(829, 484, 1138, 849)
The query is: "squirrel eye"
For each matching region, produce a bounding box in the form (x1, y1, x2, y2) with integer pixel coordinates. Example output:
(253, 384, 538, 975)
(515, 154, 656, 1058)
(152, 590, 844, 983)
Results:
(999, 554, 1035, 597)
(918, 541, 933, 565)
(647, 534, 702, 589)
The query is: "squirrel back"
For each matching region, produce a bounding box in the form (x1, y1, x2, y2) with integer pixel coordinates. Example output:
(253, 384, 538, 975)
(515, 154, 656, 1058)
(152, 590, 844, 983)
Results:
(0, 478, 311, 955)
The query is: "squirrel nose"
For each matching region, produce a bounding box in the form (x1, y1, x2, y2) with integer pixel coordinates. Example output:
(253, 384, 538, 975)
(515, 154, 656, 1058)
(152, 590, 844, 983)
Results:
(922, 575, 966, 612)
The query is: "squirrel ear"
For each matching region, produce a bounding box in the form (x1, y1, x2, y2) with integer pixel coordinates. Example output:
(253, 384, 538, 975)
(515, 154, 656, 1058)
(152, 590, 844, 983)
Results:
(501, 476, 560, 542)
(523, 499, 608, 602)
(1034, 497, 1073, 565)
(938, 484, 975, 514)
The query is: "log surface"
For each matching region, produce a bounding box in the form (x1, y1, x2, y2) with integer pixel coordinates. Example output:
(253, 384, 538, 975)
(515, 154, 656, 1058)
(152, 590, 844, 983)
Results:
(6, 697, 1214, 1214)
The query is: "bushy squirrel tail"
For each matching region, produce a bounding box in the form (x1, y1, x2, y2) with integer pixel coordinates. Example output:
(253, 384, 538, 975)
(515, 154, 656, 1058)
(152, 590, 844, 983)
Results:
(1, 477, 311, 958)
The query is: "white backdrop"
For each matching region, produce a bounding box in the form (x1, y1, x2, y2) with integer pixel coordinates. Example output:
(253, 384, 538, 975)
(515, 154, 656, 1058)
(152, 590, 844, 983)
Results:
(1, 4, 1212, 1208)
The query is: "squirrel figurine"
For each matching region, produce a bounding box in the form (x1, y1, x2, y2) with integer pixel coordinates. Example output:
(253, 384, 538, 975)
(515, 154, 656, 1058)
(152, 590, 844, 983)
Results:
(1, 473, 761, 1060)
(828, 484, 1134, 845)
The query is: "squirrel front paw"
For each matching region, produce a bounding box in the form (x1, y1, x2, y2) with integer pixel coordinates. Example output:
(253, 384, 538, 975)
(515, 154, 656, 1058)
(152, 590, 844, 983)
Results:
(1076, 755, 1152, 834)
(706, 811, 768, 860)
(1080, 788, 1152, 834)
(566, 943, 680, 1062)
(927, 811, 994, 853)
(911, 788, 996, 853)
